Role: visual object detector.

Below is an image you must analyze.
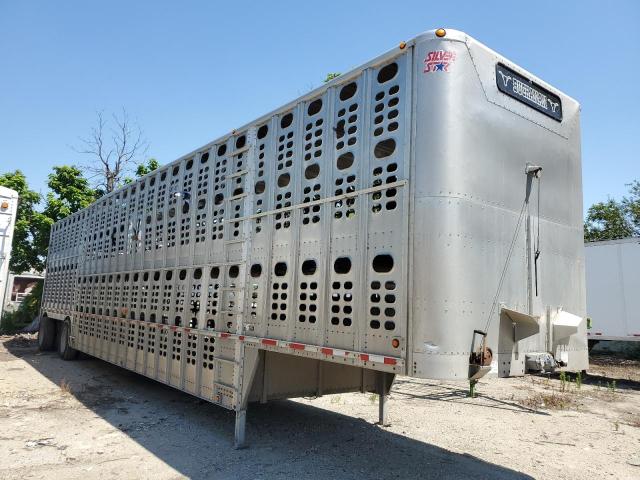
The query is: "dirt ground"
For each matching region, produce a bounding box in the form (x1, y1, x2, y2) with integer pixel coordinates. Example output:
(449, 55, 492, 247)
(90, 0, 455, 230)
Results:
(1, 335, 638, 480)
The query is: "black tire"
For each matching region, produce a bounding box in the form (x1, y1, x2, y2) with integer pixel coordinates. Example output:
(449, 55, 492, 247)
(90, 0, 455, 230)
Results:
(37, 316, 57, 351)
(58, 321, 78, 360)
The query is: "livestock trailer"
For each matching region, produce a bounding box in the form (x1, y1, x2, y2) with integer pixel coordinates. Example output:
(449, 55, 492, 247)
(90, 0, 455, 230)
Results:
(585, 238, 640, 344)
(0, 186, 19, 319)
(39, 28, 587, 446)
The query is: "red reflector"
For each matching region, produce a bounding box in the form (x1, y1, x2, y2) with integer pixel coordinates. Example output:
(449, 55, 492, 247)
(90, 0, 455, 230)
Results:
(321, 348, 333, 355)
(289, 343, 305, 350)
(384, 357, 397, 365)
(239, 335, 245, 341)
(220, 333, 230, 338)
(262, 339, 277, 346)
(360, 354, 369, 361)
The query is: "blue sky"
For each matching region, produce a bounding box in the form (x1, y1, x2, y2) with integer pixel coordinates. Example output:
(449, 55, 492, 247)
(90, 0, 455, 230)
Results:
(1, 1, 638, 213)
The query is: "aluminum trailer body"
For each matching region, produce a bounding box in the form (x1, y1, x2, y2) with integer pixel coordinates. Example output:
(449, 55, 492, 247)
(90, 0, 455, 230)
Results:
(0, 186, 19, 318)
(585, 238, 640, 342)
(40, 29, 587, 445)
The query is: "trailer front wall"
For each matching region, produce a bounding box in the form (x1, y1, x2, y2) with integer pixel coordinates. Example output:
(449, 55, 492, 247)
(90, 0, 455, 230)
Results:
(409, 32, 587, 379)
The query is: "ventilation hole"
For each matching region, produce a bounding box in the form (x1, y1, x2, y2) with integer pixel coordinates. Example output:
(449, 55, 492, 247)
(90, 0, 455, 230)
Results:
(334, 257, 352, 274)
(255, 181, 265, 194)
(377, 63, 398, 84)
(343, 318, 352, 326)
(374, 138, 396, 159)
(214, 193, 224, 205)
(186, 159, 193, 170)
(172, 166, 180, 176)
(372, 254, 394, 273)
(337, 152, 354, 170)
(191, 268, 201, 280)
(200, 152, 209, 163)
(301, 259, 317, 275)
(257, 125, 269, 139)
(154, 271, 160, 281)
(182, 202, 190, 214)
(305, 164, 320, 180)
(384, 321, 396, 330)
(307, 99, 322, 116)
(236, 135, 246, 149)
(339, 82, 357, 101)
(370, 320, 380, 329)
(274, 262, 287, 277)
(229, 265, 239, 278)
(217, 144, 227, 156)
(179, 270, 187, 280)
(281, 112, 293, 129)
(277, 173, 290, 187)
(210, 266, 220, 279)
(385, 281, 396, 290)
(166, 270, 173, 281)
(250, 264, 262, 277)
(371, 307, 381, 315)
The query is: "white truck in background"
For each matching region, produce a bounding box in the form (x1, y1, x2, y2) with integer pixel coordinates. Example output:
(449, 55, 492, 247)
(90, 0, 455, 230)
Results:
(0, 186, 19, 319)
(585, 237, 640, 346)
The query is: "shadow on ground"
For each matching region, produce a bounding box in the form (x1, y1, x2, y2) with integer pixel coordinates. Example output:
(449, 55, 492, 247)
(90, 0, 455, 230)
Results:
(5, 336, 533, 480)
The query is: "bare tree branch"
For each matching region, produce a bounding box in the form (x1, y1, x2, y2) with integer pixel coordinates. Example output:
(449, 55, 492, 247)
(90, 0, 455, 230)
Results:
(74, 109, 149, 193)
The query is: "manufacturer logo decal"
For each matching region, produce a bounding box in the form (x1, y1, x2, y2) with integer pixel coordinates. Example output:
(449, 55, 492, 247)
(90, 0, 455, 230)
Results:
(424, 50, 456, 73)
(496, 64, 563, 121)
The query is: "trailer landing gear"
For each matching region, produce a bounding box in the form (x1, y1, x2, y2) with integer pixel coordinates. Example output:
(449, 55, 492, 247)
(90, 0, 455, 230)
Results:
(234, 409, 247, 449)
(376, 372, 394, 427)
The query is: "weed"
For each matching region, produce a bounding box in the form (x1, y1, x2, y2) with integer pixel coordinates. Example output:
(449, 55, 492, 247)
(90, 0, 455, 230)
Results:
(575, 371, 582, 390)
(368, 393, 378, 404)
(330, 395, 341, 405)
(607, 380, 617, 394)
(520, 392, 573, 410)
(559, 371, 567, 392)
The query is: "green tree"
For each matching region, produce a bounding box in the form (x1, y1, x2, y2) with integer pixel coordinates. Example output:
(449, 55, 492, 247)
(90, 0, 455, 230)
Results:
(124, 157, 160, 184)
(35, 166, 98, 259)
(621, 180, 640, 235)
(0, 171, 44, 272)
(584, 180, 640, 241)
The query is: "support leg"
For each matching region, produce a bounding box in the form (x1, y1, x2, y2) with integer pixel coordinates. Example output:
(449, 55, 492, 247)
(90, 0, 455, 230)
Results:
(234, 409, 247, 449)
(377, 372, 391, 427)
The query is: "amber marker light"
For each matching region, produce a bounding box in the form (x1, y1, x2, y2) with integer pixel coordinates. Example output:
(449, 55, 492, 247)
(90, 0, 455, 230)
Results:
(435, 28, 446, 38)
(0, 201, 8, 210)
(391, 338, 400, 348)
(399, 41, 406, 50)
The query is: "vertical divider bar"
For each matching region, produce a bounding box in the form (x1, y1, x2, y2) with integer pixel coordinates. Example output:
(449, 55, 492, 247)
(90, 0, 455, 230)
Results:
(285, 103, 305, 343)
(319, 87, 335, 350)
(233, 127, 257, 448)
(355, 68, 374, 354)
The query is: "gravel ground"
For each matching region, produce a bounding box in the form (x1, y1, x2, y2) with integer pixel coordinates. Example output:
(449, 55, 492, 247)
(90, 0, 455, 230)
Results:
(0, 334, 638, 480)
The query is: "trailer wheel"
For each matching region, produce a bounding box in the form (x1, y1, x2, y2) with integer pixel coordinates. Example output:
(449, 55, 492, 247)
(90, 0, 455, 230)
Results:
(58, 321, 78, 360)
(37, 316, 56, 351)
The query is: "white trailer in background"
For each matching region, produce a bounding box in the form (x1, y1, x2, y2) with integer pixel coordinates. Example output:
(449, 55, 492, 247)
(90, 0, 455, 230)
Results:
(585, 238, 640, 344)
(0, 186, 19, 318)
